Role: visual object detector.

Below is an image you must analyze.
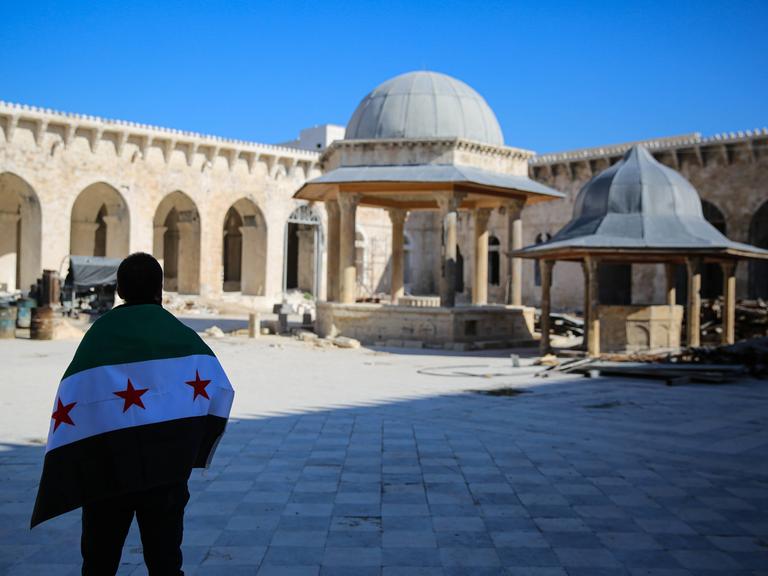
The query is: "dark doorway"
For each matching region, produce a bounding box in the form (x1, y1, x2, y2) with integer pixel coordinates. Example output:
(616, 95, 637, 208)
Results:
(286, 222, 300, 290)
(223, 207, 243, 291)
(489, 236, 500, 286)
(163, 208, 180, 291)
(749, 200, 768, 299)
(456, 245, 464, 293)
(701, 201, 726, 298)
(94, 205, 107, 257)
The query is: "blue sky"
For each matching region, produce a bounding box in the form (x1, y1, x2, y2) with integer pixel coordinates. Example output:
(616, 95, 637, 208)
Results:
(1, 0, 766, 152)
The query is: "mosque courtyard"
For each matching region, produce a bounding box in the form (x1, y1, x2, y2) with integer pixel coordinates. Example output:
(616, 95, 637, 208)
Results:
(1, 334, 767, 575)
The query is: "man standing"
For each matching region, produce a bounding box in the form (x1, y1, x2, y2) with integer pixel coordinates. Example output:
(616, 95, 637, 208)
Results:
(31, 253, 234, 575)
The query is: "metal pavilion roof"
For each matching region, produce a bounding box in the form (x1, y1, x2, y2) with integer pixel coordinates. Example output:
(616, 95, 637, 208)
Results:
(518, 146, 768, 261)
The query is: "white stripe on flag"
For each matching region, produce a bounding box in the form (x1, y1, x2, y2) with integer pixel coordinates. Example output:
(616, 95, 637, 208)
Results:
(47, 354, 233, 453)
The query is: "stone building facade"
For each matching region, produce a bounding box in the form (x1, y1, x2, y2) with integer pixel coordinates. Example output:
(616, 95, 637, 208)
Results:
(0, 101, 323, 306)
(1, 96, 766, 313)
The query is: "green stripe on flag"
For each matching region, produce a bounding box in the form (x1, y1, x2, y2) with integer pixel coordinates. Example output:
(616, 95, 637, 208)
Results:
(63, 305, 214, 379)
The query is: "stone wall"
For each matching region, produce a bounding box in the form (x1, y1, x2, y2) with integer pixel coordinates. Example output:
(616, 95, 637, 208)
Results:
(0, 101, 321, 303)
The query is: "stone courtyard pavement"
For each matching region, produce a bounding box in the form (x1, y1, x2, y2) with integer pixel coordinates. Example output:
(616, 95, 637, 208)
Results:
(0, 336, 767, 575)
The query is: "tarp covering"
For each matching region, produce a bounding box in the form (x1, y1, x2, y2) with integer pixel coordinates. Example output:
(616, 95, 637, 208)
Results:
(67, 256, 122, 289)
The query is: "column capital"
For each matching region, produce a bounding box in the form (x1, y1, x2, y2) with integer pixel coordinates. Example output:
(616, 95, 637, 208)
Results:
(387, 208, 408, 227)
(685, 256, 703, 272)
(0, 211, 21, 224)
(337, 192, 360, 212)
(434, 191, 465, 214)
(719, 260, 737, 274)
(325, 199, 340, 216)
(72, 220, 100, 232)
(474, 207, 493, 229)
(502, 198, 525, 218)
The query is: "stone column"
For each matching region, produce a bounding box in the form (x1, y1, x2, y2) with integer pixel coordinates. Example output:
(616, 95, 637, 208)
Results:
(152, 225, 167, 262)
(686, 257, 702, 347)
(0, 212, 20, 290)
(70, 221, 99, 256)
(665, 263, 677, 307)
(584, 256, 600, 357)
(177, 213, 200, 295)
(581, 259, 591, 351)
(101, 215, 126, 258)
(338, 193, 360, 304)
(721, 261, 737, 345)
(472, 208, 492, 305)
(388, 208, 407, 304)
(505, 200, 524, 306)
(239, 224, 260, 295)
(540, 259, 554, 355)
(325, 201, 340, 302)
(436, 192, 463, 308)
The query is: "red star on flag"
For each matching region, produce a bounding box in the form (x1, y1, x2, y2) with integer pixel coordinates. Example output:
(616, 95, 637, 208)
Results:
(114, 378, 148, 412)
(52, 398, 76, 432)
(185, 370, 211, 400)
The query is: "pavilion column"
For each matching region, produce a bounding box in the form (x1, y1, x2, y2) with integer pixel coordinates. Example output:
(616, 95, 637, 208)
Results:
(584, 256, 600, 357)
(665, 263, 677, 307)
(338, 193, 360, 304)
(325, 200, 340, 302)
(505, 200, 524, 306)
(539, 259, 554, 355)
(581, 259, 590, 351)
(685, 257, 702, 347)
(436, 192, 463, 308)
(665, 263, 678, 348)
(721, 261, 737, 345)
(472, 208, 492, 305)
(388, 208, 408, 304)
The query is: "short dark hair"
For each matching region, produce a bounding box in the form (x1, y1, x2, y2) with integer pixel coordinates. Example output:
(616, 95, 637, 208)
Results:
(117, 252, 163, 304)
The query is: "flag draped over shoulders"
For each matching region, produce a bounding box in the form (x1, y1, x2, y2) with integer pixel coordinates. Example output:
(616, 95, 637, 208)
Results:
(31, 304, 234, 528)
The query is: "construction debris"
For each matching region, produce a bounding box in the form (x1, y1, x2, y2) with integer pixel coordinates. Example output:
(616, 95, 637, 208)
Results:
(534, 311, 584, 337)
(701, 298, 768, 342)
(203, 326, 225, 338)
(332, 336, 361, 349)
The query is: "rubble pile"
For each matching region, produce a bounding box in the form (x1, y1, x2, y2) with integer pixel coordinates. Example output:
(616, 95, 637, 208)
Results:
(700, 298, 768, 342)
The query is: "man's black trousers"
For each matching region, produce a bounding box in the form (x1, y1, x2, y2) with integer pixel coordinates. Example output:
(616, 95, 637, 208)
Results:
(81, 481, 189, 576)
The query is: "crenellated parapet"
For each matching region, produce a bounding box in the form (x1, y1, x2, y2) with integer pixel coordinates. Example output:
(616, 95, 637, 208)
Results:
(529, 129, 768, 183)
(0, 101, 321, 180)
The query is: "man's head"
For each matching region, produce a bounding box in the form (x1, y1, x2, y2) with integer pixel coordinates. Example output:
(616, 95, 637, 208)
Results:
(117, 252, 163, 304)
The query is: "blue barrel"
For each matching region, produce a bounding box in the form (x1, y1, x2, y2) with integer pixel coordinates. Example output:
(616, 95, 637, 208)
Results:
(0, 305, 16, 339)
(16, 298, 35, 329)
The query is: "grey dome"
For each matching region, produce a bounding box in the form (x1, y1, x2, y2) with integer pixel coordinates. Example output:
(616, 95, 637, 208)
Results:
(345, 71, 504, 146)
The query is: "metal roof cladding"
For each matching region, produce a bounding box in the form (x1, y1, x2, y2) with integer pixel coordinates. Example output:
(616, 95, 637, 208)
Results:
(521, 145, 768, 255)
(345, 71, 504, 146)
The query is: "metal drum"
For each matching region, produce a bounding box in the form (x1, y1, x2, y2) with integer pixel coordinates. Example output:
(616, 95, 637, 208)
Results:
(16, 298, 35, 329)
(0, 306, 16, 339)
(30, 306, 56, 340)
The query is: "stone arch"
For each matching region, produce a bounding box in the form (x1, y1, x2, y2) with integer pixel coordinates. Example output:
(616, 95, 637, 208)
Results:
(284, 204, 322, 296)
(0, 172, 42, 292)
(153, 191, 201, 294)
(70, 182, 130, 258)
(489, 235, 501, 286)
(222, 198, 267, 295)
(701, 200, 727, 299)
(749, 200, 768, 299)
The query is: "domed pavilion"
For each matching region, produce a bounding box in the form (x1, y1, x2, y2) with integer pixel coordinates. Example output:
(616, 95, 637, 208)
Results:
(519, 145, 768, 356)
(295, 71, 563, 347)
